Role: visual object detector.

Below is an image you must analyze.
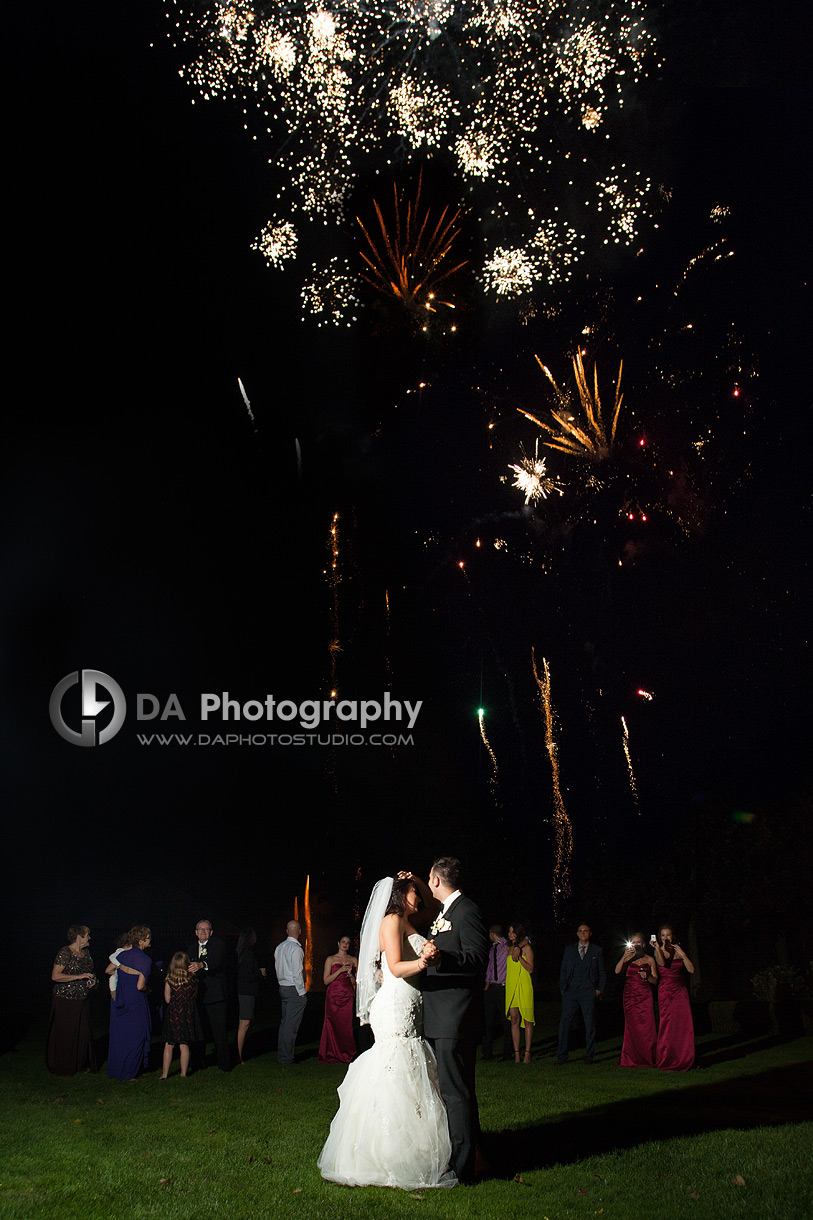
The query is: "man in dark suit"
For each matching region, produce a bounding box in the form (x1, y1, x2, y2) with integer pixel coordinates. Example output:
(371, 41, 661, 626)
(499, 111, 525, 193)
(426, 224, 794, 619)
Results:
(187, 918, 230, 1071)
(482, 924, 512, 1061)
(422, 857, 490, 1185)
(557, 921, 606, 1064)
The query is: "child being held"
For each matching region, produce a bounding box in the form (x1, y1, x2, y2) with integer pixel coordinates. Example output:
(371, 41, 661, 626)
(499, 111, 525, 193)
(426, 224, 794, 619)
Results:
(107, 933, 133, 998)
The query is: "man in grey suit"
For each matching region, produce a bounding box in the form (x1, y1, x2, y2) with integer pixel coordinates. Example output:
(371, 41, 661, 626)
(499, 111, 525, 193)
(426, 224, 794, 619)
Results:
(557, 922, 606, 1064)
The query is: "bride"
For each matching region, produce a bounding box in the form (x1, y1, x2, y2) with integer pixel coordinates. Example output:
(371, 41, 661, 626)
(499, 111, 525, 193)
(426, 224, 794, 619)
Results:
(318, 873, 456, 1189)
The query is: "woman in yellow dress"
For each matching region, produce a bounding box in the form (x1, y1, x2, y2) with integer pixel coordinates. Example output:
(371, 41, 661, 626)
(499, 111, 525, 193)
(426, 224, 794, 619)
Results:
(505, 924, 534, 1063)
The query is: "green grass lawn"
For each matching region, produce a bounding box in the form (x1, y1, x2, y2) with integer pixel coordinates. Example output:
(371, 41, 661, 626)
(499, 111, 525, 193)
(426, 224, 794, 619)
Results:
(2, 1022, 811, 1219)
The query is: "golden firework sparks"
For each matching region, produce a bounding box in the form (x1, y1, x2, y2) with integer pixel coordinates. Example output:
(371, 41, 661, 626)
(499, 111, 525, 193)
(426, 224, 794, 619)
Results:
(477, 707, 501, 811)
(167, 0, 661, 316)
(519, 350, 624, 461)
(621, 716, 640, 813)
(531, 649, 572, 921)
(356, 169, 467, 315)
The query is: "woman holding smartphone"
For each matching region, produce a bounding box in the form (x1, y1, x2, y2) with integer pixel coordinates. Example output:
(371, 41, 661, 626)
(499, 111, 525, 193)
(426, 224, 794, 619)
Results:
(615, 933, 658, 1067)
(653, 925, 695, 1070)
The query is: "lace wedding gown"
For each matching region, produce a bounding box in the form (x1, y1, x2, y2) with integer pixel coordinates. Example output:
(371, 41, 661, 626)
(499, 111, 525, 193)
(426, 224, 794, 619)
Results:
(318, 932, 455, 1189)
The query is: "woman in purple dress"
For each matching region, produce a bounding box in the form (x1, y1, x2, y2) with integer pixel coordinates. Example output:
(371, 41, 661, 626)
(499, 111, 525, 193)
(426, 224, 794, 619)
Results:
(615, 933, 658, 1067)
(106, 925, 153, 1080)
(654, 924, 696, 1070)
(319, 935, 358, 1063)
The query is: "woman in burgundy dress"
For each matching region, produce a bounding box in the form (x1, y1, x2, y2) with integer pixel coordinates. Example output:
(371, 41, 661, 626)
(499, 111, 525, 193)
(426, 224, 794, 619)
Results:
(319, 935, 358, 1063)
(161, 952, 203, 1077)
(654, 925, 696, 1070)
(615, 933, 658, 1067)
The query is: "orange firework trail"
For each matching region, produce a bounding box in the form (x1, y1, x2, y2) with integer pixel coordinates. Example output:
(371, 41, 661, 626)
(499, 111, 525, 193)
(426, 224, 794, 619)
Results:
(303, 874, 314, 990)
(621, 716, 640, 813)
(353, 865, 363, 925)
(384, 589, 393, 688)
(532, 649, 572, 921)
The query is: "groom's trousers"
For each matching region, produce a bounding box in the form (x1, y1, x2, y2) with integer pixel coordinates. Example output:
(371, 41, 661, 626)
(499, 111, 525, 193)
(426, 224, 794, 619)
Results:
(430, 1036, 479, 1184)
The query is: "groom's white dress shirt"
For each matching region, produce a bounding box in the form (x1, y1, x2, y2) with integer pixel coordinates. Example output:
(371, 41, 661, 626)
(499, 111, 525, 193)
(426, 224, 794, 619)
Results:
(441, 889, 461, 915)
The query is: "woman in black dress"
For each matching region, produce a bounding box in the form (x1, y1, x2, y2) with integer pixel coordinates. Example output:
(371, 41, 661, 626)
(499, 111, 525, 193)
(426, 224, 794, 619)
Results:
(46, 925, 98, 1075)
(236, 928, 266, 1064)
(161, 952, 202, 1078)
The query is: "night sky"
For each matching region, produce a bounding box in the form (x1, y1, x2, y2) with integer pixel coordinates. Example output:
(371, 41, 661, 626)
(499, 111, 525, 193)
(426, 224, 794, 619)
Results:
(4, 1, 811, 999)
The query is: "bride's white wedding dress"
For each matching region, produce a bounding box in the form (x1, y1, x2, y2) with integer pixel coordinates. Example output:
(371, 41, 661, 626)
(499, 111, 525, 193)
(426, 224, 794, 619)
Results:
(318, 932, 455, 1189)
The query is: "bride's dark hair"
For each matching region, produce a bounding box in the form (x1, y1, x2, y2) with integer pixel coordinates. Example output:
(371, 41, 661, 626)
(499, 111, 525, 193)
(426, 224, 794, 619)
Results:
(384, 877, 419, 916)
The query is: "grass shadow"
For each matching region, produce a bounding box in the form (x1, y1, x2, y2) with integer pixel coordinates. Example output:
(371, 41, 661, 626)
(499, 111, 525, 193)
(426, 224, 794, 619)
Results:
(484, 1058, 813, 1176)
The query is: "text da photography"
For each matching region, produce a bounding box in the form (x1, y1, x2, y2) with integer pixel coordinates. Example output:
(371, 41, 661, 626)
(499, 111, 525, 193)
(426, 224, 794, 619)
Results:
(139, 691, 423, 730)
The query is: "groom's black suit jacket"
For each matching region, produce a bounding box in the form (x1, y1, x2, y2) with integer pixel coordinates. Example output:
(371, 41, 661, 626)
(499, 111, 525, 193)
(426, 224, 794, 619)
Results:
(421, 894, 489, 1041)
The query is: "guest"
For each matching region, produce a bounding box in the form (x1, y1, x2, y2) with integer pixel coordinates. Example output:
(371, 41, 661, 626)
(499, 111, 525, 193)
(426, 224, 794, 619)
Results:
(46, 925, 98, 1076)
(107, 932, 132, 999)
(274, 920, 307, 1064)
(318, 934, 357, 1063)
(161, 952, 203, 1078)
(106, 925, 152, 1081)
(615, 933, 658, 1067)
(236, 928, 267, 1065)
(187, 919, 230, 1072)
(506, 924, 535, 1063)
(557, 922, 606, 1064)
(482, 924, 512, 1061)
(653, 924, 696, 1070)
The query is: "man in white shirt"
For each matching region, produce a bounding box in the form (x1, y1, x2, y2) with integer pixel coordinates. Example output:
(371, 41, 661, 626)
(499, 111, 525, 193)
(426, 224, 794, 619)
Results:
(274, 920, 307, 1064)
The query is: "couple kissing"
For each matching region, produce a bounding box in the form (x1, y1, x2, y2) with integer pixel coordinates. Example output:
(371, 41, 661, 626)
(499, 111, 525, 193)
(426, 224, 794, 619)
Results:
(318, 857, 490, 1189)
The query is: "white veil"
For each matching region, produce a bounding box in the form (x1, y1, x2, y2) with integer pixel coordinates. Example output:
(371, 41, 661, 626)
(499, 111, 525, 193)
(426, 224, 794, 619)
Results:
(356, 876, 393, 1025)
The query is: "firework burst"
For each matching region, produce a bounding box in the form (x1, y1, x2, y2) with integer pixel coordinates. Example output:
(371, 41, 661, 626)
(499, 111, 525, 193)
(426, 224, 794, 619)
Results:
(301, 257, 358, 324)
(165, 0, 662, 316)
(519, 351, 625, 461)
(356, 169, 467, 317)
(508, 439, 564, 505)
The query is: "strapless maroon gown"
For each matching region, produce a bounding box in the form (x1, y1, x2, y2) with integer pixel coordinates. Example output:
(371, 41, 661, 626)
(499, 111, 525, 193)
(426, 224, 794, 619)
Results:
(319, 964, 356, 1063)
(619, 962, 656, 1067)
(656, 957, 695, 1070)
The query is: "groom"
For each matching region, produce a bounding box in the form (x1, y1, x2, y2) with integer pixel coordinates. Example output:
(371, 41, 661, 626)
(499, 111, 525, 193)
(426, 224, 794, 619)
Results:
(421, 856, 489, 1185)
